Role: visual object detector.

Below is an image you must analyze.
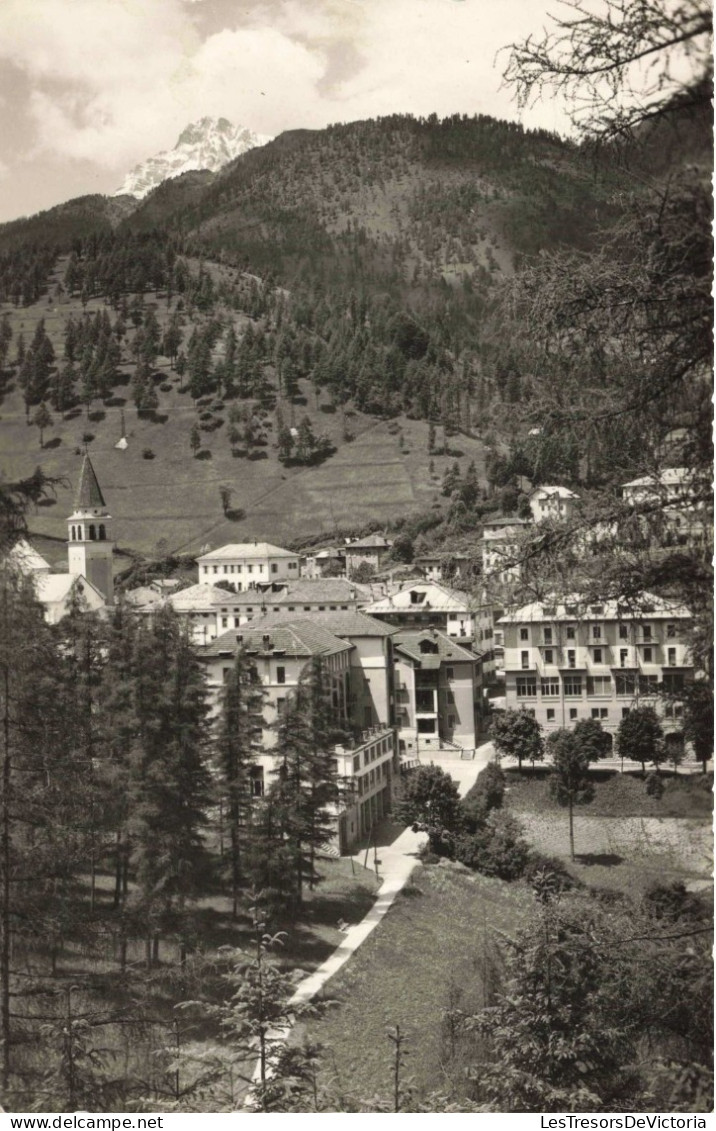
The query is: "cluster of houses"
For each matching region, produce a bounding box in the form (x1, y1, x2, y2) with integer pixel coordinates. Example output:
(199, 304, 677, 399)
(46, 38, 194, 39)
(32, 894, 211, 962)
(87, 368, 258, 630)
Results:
(8, 454, 704, 852)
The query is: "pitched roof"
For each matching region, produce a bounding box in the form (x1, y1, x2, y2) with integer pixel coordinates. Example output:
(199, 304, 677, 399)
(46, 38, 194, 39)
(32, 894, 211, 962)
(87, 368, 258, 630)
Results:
(346, 534, 392, 550)
(252, 609, 397, 638)
(274, 578, 362, 604)
(197, 542, 297, 561)
(392, 629, 479, 668)
(7, 539, 51, 573)
(622, 467, 701, 489)
(364, 581, 474, 614)
(200, 619, 354, 659)
(530, 485, 578, 500)
(498, 593, 691, 624)
(168, 583, 232, 611)
(74, 454, 107, 510)
(35, 572, 105, 606)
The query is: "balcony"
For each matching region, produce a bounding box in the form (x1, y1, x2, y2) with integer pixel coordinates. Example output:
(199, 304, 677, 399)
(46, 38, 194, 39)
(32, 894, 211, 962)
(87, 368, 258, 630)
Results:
(415, 688, 437, 714)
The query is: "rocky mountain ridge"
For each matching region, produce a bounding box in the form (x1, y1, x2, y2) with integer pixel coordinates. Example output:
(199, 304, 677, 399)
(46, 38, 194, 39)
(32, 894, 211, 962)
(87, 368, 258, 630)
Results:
(114, 116, 272, 199)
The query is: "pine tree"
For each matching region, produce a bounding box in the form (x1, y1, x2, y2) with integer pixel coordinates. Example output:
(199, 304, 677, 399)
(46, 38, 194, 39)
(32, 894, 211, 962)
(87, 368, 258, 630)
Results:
(215, 651, 265, 917)
(126, 610, 212, 964)
(270, 658, 346, 905)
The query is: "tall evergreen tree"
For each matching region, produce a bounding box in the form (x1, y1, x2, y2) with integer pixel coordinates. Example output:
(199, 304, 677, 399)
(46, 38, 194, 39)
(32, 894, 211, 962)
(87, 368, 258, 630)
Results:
(215, 650, 265, 917)
(126, 609, 212, 964)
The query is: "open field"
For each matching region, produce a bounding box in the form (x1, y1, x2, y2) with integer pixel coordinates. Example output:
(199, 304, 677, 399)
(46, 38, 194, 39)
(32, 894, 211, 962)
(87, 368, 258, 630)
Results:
(300, 864, 533, 1109)
(504, 769, 713, 898)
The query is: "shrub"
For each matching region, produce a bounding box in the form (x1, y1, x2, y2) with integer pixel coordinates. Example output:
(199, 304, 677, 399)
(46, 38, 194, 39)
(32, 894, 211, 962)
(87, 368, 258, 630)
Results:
(142, 448, 155, 460)
(461, 762, 505, 831)
(523, 853, 578, 895)
(454, 811, 530, 880)
(645, 771, 665, 799)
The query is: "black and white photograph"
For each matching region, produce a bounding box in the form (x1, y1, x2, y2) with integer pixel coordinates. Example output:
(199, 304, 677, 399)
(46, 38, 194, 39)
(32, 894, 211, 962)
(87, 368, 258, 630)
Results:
(0, 0, 712, 1117)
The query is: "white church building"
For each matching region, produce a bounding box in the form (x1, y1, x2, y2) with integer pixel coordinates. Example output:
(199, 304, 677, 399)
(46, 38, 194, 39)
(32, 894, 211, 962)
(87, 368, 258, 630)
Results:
(9, 453, 113, 622)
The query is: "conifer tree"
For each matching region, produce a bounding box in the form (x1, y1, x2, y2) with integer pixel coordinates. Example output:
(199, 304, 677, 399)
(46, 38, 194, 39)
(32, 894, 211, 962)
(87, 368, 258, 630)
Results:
(271, 658, 346, 905)
(215, 650, 265, 917)
(126, 609, 212, 964)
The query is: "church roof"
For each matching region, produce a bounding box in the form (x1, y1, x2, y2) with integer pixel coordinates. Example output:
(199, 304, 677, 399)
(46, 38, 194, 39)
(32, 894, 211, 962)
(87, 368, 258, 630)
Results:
(74, 454, 106, 510)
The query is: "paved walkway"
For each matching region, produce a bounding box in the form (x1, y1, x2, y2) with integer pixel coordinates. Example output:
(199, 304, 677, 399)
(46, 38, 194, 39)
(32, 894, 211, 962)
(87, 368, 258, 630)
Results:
(247, 743, 494, 1098)
(289, 740, 493, 1004)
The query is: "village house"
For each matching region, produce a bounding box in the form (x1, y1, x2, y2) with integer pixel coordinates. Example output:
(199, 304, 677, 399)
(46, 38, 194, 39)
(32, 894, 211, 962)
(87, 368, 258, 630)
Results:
(529, 485, 579, 523)
(364, 579, 481, 644)
(481, 515, 532, 584)
(344, 533, 393, 577)
(300, 546, 346, 578)
(621, 467, 711, 546)
(196, 541, 300, 590)
(499, 594, 692, 738)
(413, 552, 473, 584)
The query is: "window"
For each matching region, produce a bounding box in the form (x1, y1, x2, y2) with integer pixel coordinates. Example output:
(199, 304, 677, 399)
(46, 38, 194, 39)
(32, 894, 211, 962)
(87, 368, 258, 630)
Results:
(88, 524, 96, 540)
(543, 627, 553, 644)
(592, 625, 601, 640)
(546, 708, 555, 721)
(622, 707, 630, 719)
(639, 675, 659, 695)
(353, 755, 361, 772)
(643, 646, 653, 663)
(569, 708, 578, 720)
(251, 768, 264, 797)
(271, 563, 278, 573)
(619, 624, 628, 640)
(519, 627, 529, 641)
(643, 625, 652, 641)
(276, 665, 286, 684)
(541, 677, 560, 696)
(591, 707, 608, 719)
(521, 650, 530, 669)
(667, 647, 677, 666)
(446, 666, 454, 679)
(417, 717, 436, 734)
(544, 648, 554, 664)
(448, 714, 455, 728)
(566, 625, 576, 640)
(667, 623, 676, 638)
(615, 672, 636, 696)
(587, 676, 612, 696)
(221, 617, 228, 628)
(563, 676, 582, 697)
(222, 667, 231, 682)
(516, 677, 538, 698)
(98, 524, 106, 540)
(664, 703, 683, 719)
(567, 649, 576, 669)
(663, 672, 684, 695)
(276, 697, 286, 715)
(619, 649, 628, 667)
(593, 648, 603, 664)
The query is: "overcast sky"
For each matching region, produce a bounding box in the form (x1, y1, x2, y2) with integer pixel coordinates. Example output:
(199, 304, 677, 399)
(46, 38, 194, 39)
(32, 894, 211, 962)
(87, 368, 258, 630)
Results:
(0, 0, 574, 223)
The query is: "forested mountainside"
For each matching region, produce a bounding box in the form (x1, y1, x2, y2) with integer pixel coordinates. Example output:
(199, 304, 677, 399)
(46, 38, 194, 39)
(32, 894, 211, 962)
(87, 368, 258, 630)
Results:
(0, 109, 709, 565)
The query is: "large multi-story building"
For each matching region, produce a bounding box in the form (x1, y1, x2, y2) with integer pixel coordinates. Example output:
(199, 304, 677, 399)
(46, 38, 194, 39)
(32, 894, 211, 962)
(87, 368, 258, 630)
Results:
(199, 614, 399, 850)
(196, 541, 300, 590)
(392, 629, 481, 759)
(499, 595, 692, 736)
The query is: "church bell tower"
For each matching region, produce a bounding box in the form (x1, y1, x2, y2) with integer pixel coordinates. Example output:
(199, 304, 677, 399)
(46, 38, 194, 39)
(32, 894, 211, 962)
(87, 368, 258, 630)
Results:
(67, 453, 114, 604)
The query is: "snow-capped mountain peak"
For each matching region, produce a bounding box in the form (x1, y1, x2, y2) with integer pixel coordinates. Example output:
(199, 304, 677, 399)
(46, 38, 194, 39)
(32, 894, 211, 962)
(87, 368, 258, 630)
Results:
(114, 117, 272, 199)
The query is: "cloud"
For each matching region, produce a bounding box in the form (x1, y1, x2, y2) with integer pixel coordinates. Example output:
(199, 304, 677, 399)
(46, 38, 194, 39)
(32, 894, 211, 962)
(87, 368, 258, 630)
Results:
(0, 0, 570, 190)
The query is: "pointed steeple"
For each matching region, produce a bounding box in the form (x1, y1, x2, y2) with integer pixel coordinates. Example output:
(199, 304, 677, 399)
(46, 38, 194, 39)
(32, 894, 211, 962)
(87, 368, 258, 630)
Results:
(74, 453, 107, 511)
